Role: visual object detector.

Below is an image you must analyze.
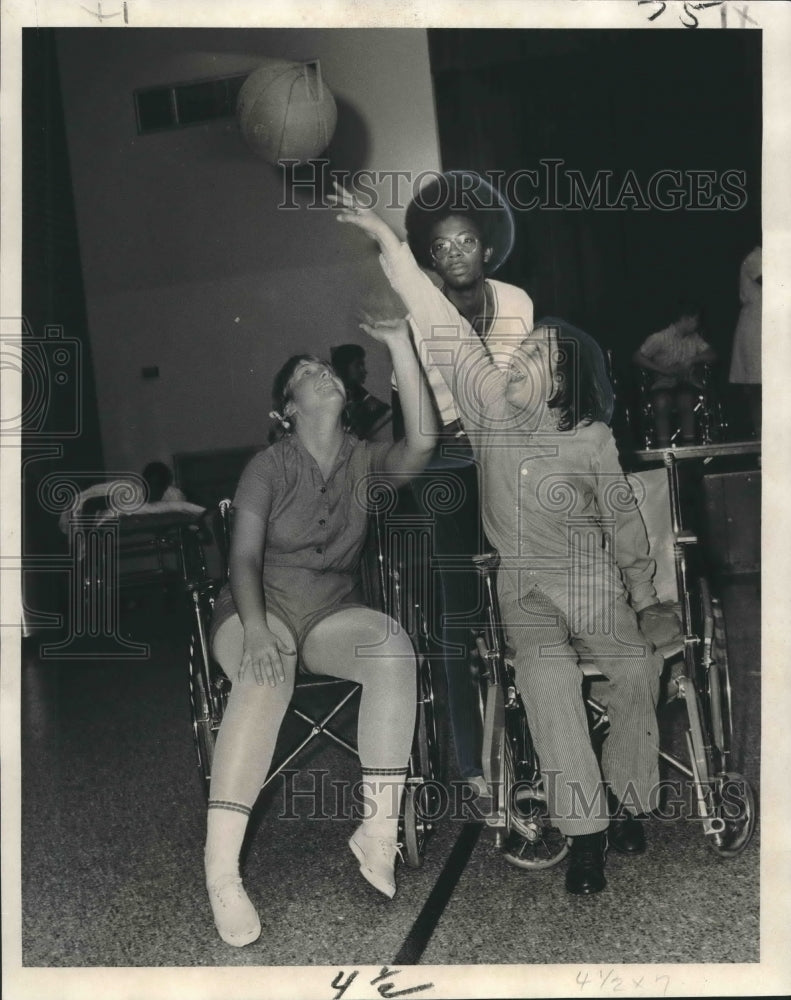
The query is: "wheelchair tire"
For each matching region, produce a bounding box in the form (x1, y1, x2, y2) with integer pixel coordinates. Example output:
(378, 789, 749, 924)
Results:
(707, 771, 756, 858)
(187, 585, 226, 796)
(500, 712, 569, 871)
(416, 655, 441, 786)
(402, 779, 442, 868)
(402, 657, 442, 867)
(189, 645, 218, 795)
(193, 715, 216, 794)
(707, 596, 734, 763)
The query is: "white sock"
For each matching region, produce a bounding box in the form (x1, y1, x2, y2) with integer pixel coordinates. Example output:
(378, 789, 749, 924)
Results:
(359, 768, 407, 840)
(204, 800, 251, 885)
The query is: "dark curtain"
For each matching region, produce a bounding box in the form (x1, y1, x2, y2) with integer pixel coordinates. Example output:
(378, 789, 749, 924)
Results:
(428, 29, 761, 426)
(22, 28, 104, 633)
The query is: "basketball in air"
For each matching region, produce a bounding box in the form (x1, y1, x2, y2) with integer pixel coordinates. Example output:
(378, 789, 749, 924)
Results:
(237, 59, 338, 165)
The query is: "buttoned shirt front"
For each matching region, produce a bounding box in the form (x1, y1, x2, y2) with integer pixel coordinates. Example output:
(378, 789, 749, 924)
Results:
(229, 432, 390, 640)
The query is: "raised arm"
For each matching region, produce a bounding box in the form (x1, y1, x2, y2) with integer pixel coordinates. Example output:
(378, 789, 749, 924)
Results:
(332, 183, 501, 425)
(359, 316, 436, 477)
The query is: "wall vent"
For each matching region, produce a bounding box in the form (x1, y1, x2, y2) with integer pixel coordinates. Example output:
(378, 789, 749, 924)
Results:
(134, 74, 248, 134)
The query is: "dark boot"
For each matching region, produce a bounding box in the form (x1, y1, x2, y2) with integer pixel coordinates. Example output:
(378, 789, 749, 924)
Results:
(608, 814, 647, 854)
(607, 790, 647, 854)
(565, 831, 607, 895)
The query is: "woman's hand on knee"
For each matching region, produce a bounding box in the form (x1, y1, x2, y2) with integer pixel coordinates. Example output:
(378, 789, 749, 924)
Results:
(240, 624, 296, 687)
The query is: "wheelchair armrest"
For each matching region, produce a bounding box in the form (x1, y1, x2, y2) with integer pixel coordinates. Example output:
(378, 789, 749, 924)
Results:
(657, 637, 685, 660)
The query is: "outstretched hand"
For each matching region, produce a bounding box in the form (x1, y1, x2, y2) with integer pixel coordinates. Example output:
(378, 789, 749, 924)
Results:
(358, 313, 411, 349)
(329, 180, 398, 249)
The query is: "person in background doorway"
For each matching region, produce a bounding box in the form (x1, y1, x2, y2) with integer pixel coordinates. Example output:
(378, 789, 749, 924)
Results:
(728, 245, 761, 439)
(330, 343, 392, 441)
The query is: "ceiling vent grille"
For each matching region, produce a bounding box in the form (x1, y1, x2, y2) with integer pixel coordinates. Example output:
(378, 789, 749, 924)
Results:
(134, 74, 247, 134)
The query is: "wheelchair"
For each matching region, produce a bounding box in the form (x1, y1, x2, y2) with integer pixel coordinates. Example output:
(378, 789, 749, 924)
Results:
(186, 499, 441, 869)
(470, 452, 756, 870)
(637, 364, 728, 450)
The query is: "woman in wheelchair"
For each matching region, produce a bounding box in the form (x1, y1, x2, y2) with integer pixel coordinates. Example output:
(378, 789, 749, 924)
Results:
(204, 318, 436, 946)
(333, 191, 680, 896)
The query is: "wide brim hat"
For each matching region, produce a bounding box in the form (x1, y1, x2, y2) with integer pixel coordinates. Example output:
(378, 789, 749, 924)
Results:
(405, 170, 515, 274)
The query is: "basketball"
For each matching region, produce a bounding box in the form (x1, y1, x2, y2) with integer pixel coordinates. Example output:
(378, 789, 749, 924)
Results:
(237, 59, 338, 165)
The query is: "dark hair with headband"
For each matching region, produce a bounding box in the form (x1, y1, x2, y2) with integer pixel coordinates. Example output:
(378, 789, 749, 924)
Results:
(537, 316, 614, 431)
(405, 171, 515, 274)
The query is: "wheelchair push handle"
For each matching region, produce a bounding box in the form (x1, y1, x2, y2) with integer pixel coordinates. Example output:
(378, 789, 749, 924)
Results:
(472, 552, 500, 573)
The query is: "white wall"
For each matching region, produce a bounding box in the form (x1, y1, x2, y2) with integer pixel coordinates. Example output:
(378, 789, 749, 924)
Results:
(56, 28, 441, 475)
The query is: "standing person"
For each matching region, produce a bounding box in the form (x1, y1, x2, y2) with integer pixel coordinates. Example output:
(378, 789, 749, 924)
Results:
(633, 300, 717, 447)
(349, 172, 534, 800)
(330, 342, 392, 441)
(204, 318, 436, 946)
(334, 194, 671, 896)
(729, 244, 762, 438)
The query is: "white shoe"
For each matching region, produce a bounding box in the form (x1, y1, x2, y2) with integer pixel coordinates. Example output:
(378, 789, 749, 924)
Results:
(207, 874, 262, 947)
(348, 827, 402, 899)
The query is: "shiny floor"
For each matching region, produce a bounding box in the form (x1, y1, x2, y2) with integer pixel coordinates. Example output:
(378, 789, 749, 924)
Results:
(20, 578, 760, 969)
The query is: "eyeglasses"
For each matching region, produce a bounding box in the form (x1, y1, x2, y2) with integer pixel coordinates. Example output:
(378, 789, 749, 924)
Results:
(429, 233, 481, 259)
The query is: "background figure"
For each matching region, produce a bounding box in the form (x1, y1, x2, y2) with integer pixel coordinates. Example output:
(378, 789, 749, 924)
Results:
(633, 299, 717, 447)
(381, 171, 532, 796)
(729, 245, 762, 439)
(141, 460, 185, 502)
(331, 343, 392, 441)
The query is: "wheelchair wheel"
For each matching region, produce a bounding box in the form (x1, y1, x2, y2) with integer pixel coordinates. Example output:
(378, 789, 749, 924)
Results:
(402, 779, 443, 868)
(706, 771, 756, 858)
(402, 655, 442, 868)
(189, 646, 215, 793)
(707, 596, 734, 764)
(500, 707, 569, 871)
(187, 585, 227, 795)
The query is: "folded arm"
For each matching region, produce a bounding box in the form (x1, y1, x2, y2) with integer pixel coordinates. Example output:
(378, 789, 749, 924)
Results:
(593, 432, 658, 612)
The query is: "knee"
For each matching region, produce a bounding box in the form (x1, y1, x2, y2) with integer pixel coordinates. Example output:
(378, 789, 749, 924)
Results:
(230, 667, 297, 704)
(676, 389, 697, 412)
(651, 392, 672, 415)
(612, 650, 664, 691)
(365, 631, 417, 687)
(514, 648, 582, 700)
